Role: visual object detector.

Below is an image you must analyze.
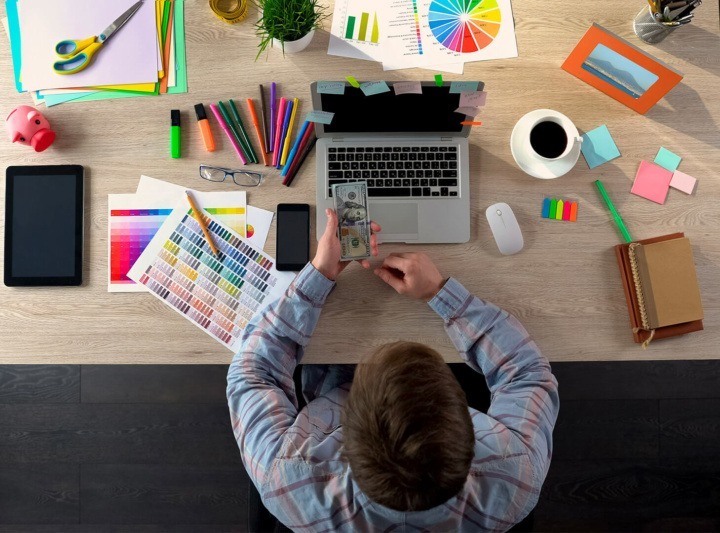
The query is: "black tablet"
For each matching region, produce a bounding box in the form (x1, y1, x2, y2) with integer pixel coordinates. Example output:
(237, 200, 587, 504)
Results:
(4, 165, 84, 286)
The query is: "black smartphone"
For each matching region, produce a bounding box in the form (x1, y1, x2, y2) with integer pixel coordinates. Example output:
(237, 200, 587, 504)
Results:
(276, 203, 310, 271)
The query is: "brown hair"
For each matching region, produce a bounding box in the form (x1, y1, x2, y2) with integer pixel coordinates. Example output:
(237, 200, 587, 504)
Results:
(342, 341, 474, 511)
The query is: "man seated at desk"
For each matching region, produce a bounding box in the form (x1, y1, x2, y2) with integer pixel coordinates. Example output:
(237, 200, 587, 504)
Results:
(227, 208, 560, 532)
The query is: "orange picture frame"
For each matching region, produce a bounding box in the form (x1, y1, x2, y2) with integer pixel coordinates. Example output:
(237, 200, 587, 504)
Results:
(561, 23, 683, 115)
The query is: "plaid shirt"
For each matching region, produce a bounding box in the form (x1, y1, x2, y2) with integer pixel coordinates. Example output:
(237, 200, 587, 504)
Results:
(227, 264, 559, 532)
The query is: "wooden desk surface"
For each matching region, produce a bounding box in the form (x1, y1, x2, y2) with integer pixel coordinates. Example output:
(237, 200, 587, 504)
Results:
(0, 1, 718, 364)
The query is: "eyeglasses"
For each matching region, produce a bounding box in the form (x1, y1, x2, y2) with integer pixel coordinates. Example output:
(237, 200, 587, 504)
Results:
(199, 165, 263, 187)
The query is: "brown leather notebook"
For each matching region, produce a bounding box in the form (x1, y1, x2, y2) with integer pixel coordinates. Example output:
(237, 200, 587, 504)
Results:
(614, 233, 704, 345)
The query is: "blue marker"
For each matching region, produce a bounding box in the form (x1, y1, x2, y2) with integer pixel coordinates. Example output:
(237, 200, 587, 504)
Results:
(281, 120, 310, 176)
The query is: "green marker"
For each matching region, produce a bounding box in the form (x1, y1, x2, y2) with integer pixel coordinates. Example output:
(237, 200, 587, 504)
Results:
(217, 101, 249, 161)
(229, 99, 258, 163)
(594, 180, 633, 243)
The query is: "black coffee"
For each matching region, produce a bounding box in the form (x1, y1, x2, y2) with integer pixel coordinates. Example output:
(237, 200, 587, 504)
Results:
(529, 121, 568, 159)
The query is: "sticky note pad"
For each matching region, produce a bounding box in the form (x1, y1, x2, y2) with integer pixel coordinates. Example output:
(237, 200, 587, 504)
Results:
(360, 81, 391, 96)
(393, 81, 422, 95)
(654, 147, 682, 172)
(450, 81, 479, 93)
(459, 91, 487, 107)
(670, 170, 697, 194)
(581, 125, 621, 169)
(305, 110, 334, 124)
(455, 106, 479, 117)
(631, 160, 673, 204)
(317, 81, 345, 95)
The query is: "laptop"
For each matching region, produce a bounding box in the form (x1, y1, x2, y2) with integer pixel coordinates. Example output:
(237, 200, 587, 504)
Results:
(312, 81, 482, 243)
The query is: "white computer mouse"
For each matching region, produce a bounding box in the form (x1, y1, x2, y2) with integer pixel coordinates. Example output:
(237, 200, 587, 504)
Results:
(485, 202, 524, 255)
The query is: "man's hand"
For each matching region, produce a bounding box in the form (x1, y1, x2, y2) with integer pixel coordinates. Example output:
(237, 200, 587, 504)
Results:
(374, 252, 445, 301)
(312, 208, 381, 281)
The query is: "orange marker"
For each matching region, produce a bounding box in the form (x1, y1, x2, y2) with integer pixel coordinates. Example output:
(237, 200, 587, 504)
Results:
(194, 104, 215, 152)
(460, 121, 482, 126)
(246, 98, 269, 166)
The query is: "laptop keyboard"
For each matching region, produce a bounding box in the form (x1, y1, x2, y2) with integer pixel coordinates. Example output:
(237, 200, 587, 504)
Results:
(327, 145, 459, 198)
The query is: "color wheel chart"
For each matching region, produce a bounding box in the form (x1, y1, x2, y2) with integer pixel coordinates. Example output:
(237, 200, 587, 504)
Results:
(428, 0, 502, 53)
(127, 203, 293, 351)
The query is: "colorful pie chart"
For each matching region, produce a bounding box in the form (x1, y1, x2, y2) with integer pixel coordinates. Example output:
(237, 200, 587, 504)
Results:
(428, 0, 502, 53)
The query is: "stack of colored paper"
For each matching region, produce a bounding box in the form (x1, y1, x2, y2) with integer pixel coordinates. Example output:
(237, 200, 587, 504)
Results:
(4, 0, 187, 107)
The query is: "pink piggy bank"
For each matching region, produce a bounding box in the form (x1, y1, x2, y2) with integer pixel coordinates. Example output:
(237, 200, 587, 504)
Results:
(5, 105, 56, 152)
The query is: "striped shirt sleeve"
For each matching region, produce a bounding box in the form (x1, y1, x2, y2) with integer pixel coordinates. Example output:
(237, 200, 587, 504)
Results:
(428, 277, 560, 482)
(226, 263, 335, 489)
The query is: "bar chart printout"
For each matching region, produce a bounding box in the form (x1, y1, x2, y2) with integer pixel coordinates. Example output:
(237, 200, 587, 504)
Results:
(344, 11, 379, 43)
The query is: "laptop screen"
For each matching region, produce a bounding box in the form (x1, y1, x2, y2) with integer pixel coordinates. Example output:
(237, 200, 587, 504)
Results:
(311, 81, 480, 137)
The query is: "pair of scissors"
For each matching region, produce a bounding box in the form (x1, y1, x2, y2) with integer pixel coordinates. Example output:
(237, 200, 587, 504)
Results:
(53, 0, 144, 75)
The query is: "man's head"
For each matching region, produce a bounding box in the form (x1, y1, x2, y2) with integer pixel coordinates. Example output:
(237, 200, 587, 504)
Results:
(342, 341, 474, 512)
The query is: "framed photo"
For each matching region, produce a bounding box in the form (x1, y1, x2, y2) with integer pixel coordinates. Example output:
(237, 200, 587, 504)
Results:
(561, 23, 683, 114)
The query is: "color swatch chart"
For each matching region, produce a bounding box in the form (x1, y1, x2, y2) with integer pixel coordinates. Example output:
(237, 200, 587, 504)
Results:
(110, 207, 172, 290)
(127, 202, 293, 351)
(108, 191, 248, 293)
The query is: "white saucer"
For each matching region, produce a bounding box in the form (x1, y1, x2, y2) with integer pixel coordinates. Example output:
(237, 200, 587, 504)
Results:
(510, 110, 582, 179)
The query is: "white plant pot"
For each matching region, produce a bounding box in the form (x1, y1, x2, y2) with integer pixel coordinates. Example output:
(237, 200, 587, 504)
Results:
(272, 29, 315, 53)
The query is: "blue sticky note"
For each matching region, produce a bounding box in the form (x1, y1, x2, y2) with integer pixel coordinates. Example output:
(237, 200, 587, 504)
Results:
(360, 81, 391, 96)
(450, 81, 479, 94)
(317, 81, 345, 95)
(306, 110, 334, 124)
(580, 125, 621, 169)
(654, 147, 682, 172)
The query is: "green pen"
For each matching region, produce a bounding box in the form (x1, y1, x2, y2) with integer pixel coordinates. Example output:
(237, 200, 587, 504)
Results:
(594, 180, 633, 243)
(229, 99, 258, 164)
(217, 101, 249, 162)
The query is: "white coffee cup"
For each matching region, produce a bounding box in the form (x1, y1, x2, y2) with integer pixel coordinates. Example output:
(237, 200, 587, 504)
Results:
(524, 110, 582, 162)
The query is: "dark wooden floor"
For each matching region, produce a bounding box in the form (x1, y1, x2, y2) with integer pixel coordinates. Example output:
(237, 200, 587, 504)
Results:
(1, 361, 719, 532)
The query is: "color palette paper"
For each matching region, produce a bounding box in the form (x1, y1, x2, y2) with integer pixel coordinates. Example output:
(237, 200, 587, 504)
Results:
(109, 195, 172, 292)
(108, 189, 249, 292)
(631, 160, 673, 204)
(580, 125, 621, 169)
(135, 175, 273, 249)
(127, 201, 293, 351)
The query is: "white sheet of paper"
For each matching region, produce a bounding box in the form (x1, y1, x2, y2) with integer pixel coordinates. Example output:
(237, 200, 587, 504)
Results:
(18, 0, 159, 91)
(136, 176, 274, 250)
(329, 0, 517, 70)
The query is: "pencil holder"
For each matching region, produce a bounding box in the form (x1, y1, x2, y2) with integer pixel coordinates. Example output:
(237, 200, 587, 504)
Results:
(633, 6, 678, 44)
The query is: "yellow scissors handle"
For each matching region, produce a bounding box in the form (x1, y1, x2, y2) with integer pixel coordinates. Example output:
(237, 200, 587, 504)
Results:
(54, 36, 98, 58)
(53, 39, 103, 75)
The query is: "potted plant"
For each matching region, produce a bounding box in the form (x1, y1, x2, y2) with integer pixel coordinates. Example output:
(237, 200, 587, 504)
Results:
(255, 0, 327, 57)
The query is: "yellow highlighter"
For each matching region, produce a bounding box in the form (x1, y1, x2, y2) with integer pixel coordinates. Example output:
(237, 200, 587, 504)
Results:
(280, 98, 299, 166)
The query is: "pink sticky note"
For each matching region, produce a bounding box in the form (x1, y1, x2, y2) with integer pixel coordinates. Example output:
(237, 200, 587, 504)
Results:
(669, 170, 697, 195)
(631, 161, 673, 204)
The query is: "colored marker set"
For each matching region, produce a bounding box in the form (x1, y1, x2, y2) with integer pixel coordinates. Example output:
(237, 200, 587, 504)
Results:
(541, 198, 579, 222)
(262, 82, 318, 186)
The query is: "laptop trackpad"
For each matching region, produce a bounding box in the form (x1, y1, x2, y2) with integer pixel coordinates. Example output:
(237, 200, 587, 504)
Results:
(372, 203, 419, 237)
